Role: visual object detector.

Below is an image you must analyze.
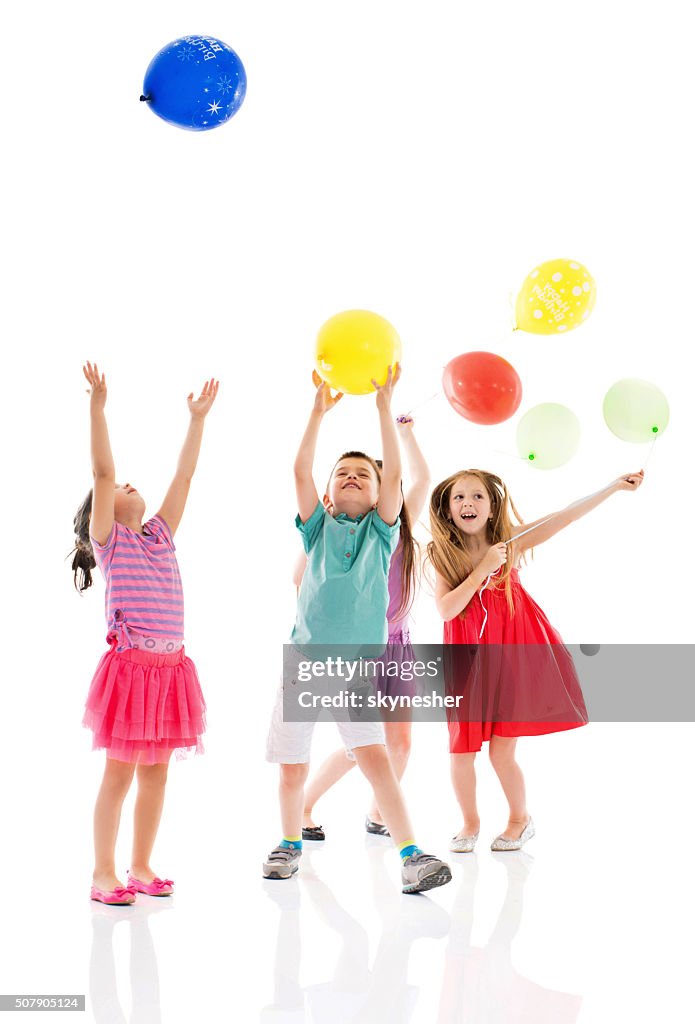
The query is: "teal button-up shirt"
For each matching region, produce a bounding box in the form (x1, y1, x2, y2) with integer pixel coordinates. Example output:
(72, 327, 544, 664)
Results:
(289, 501, 400, 654)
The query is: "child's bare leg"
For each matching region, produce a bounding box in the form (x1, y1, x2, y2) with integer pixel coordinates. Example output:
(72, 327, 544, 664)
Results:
(130, 759, 170, 881)
(352, 745, 414, 847)
(93, 757, 136, 890)
(368, 720, 412, 824)
(488, 736, 529, 839)
(450, 752, 480, 838)
(280, 763, 310, 839)
(303, 750, 355, 827)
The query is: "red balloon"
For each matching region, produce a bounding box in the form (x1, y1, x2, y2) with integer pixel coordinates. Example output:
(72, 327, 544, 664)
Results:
(443, 351, 522, 425)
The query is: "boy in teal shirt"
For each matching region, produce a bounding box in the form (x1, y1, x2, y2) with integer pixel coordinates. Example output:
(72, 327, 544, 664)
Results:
(290, 489, 399, 654)
(264, 366, 451, 894)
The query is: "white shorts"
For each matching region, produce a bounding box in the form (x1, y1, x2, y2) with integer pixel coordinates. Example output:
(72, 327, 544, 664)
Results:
(265, 646, 385, 764)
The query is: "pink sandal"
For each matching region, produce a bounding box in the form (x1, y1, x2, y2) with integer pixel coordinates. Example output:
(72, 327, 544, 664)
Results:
(90, 883, 137, 905)
(127, 872, 174, 896)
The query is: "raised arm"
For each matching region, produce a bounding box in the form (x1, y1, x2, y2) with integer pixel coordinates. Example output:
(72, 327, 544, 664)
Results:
(295, 371, 343, 523)
(373, 364, 402, 526)
(396, 415, 431, 522)
(157, 379, 219, 536)
(510, 470, 645, 555)
(83, 362, 115, 546)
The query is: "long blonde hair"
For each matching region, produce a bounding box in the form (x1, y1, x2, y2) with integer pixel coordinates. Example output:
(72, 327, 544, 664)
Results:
(427, 469, 525, 617)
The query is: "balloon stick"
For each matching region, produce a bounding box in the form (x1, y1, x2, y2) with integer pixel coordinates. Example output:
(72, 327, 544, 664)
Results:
(642, 437, 658, 470)
(492, 449, 528, 463)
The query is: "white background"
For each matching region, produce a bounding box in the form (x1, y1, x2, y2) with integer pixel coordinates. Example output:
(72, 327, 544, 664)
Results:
(1, 1, 693, 1021)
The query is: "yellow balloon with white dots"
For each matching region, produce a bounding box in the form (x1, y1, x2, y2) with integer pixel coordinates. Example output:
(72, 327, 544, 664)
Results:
(515, 258, 596, 335)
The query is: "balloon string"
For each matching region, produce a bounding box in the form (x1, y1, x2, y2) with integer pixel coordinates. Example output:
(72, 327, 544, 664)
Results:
(502, 515, 555, 546)
(478, 568, 501, 639)
(499, 481, 617, 548)
(478, 478, 633, 638)
(403, 392, 441, 417)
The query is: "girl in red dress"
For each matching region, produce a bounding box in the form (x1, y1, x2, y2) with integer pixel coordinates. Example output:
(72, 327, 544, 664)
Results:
(427, 467, 644, 853)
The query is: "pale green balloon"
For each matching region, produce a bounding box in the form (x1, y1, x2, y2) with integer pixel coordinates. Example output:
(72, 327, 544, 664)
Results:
(603, 378, 669, 443)
(516, 403, 581, 470)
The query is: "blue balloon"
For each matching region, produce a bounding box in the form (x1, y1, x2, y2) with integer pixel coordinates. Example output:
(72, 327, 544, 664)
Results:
(142, 36, 246, 131)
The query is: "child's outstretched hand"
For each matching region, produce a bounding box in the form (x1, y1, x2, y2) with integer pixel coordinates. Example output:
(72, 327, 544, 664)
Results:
(372, 363, 401, 411)
(188, 379, 219, 420)
(614, 469, 645, 492)
(312, 370, 343, 414)
(396, 413, 414, 431)
(83, 361, 107, 410)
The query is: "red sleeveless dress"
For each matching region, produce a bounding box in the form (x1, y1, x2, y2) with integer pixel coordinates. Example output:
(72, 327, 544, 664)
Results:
(444, 568, 588, 753)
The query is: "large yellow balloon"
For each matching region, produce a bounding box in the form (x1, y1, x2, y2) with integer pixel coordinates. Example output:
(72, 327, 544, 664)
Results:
(315, 310, 401, 395)
(515, 258, 596, 335)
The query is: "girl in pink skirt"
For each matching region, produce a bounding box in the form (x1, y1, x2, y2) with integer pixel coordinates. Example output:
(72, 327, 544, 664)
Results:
(72, 362, 218, 905)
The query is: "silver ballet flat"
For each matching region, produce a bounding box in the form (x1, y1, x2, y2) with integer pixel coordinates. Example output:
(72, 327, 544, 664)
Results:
(449, 832, 479, 853)
(490, 817, 535, 852)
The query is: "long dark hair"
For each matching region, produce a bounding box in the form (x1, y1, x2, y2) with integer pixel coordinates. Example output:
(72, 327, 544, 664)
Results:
(331, 451, 417, 623)
(70, 489, 96, 592)
(372, 457, 418, 623)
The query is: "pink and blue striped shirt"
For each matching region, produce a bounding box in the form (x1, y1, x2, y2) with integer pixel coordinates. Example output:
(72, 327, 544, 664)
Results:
(90, 515, 184, 651)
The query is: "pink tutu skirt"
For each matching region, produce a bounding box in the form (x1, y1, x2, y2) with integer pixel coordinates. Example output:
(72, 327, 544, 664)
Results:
(82, 645, 206, 765)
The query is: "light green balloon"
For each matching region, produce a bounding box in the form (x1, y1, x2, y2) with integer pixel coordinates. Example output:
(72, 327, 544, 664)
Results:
(603, 378, 669, 443)
(516, 403, 580, 470)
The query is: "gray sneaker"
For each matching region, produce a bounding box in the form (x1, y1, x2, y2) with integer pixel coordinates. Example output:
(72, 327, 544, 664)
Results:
(401, 852, 452, 894)
(263, 845, 301, 880)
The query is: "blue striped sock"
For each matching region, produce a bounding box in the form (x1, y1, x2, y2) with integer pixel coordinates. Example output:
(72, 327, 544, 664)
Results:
(399, 843, 422, 860)
(280, 837, 303, 851)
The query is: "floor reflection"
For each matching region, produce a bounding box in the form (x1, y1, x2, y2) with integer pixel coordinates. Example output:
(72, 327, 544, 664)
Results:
(261, 843, 449, 1023)
(89, 897, 172, 1023)
(263, 847, 583, 1023)
(438, 853, 583, 1023)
